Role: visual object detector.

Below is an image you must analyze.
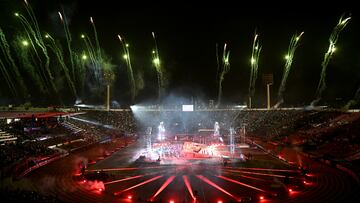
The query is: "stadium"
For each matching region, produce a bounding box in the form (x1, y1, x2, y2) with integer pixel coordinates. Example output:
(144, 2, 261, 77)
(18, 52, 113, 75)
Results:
(1, 107, 360, 202)
(1, 1, 360, 203)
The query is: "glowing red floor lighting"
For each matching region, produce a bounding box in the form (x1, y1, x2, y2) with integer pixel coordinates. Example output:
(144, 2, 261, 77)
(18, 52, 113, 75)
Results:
(223, 171, 268, 182)
(226, 169, 288, 178)
(169, 200, 174, 203)
(104, 175, 144, 185)
(127, 195, 132, 199)
(260, 196, 264, 200)
(217, 200, 223, 203)
(151, 176, 176, 200)
(224, 167, 297, 173)
(303, 180, 312, 185)
(141, 166, 166, 169)
(183, 175, 196, 200)
(86, 167, 139, 172)
(288, 188, 293, 192)
(196, 175, 240, 201)
(217, 175, 274, 195)
(87, 166, 164, 172)
(114, 176, 162, 196)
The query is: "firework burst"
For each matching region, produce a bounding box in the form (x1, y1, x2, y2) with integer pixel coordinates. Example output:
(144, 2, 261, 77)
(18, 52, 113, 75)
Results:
(311, 14, 351, 106)
(216, 43, 231, 107)
(118, 35, 136, 103)
(248, 32, 262, 108)
(275, 32, 304, 108)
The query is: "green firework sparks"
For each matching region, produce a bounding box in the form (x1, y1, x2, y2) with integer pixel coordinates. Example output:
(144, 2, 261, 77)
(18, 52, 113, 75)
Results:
(44, 33, 77, 96)
(311, 14, 351, 106)
(151, 32, 165, 102)
(275, 31, 304, 108)
(118, 35, 136, 103)
(0, 26, 28, 97)
(216, 43, 231, 107)
(248, 32, 262, 107)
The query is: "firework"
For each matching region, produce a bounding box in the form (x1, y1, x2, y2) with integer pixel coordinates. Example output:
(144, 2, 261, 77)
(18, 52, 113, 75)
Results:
(151, 32, 166, 102)
(15, 30, 50, 95)
(248, 32, 262, 108)
(311, 14, 351, 106)
(80, 33, 101, 85)
(23, 1, 58, 95)
(13, 35, 47, 94)
(118, 35, 136, 103)
(0, 27, 27, 97)
(44, 33, 77, 96)
(81, 21, 115, 97)
(0, 58, 17, 96)
(58, 11, 75, 82)
(275, 32, 304, 108)
(344, 87, 360, 109)
(216, 43, 231, 107)
(73, 52, 87, 98)
(90, 17, 102, 58)
(15, 2, 58, 97)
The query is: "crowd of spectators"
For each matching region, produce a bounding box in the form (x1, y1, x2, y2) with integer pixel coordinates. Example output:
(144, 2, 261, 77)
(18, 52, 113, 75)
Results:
(74, 111, 137, 135)
(229, 110, 360, 172)
(0, 113, 125, 178)
(128, 110, 238, 134)
(0, 141, 53, 168)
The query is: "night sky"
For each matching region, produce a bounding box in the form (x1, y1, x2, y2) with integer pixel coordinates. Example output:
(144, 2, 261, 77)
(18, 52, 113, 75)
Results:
(1, 0, 360, 106)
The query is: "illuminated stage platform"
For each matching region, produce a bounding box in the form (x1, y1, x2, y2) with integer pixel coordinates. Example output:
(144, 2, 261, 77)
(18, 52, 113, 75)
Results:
(80, 137, 314, 203)
(24, 134, 360, 203)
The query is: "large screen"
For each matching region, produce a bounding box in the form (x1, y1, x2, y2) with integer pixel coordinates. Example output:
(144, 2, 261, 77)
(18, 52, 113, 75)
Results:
(182, 105, 194, 112)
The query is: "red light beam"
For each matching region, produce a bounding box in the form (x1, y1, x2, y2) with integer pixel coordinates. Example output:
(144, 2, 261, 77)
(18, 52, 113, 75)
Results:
(86, 167, 138, 172)
(217, 175, 276, 196)
(222, 171, 268, 182)
(86, 166, 165, 172)
(183, 175, 196, 200)
(196, 175, 240, 201)
(224, 167, 297, 173)
(141, 166, 166, 169)
(151, 176, 176, 200)
(114, 175, 163, 196)
(104, 175, 144, 185)
(225, 169, 290, 178)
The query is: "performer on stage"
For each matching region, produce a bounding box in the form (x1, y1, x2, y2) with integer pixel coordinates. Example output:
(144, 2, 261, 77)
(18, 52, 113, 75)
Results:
(158, 121, 165, 140)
